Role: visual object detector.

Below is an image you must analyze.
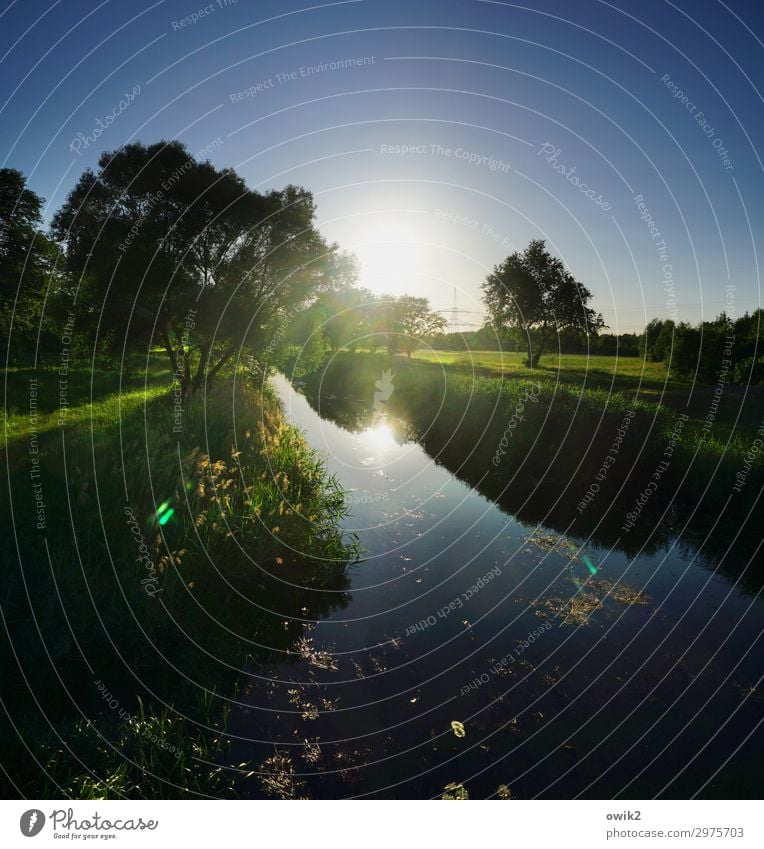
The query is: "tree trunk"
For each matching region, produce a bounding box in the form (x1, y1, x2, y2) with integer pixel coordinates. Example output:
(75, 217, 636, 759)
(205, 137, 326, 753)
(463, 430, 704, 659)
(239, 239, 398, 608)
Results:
(183, 353, 191, 400)
(161, 328, 188, 397)
(190, 345, 236, 394)
(527, 336, 537, 369)
(191, 338, 212, 394)
(527, 329, 547, 368)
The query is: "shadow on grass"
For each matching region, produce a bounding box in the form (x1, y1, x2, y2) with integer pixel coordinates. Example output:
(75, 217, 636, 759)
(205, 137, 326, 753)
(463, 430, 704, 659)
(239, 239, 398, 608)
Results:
(0, 374, 356, 798)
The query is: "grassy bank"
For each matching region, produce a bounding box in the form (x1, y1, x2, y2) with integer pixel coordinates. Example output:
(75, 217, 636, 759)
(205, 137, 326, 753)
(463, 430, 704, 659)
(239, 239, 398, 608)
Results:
(299, 352, 763, 578)
(1, 365, 356, 798)
(411, 348, 762, 442)
(412, 348, 672, 388)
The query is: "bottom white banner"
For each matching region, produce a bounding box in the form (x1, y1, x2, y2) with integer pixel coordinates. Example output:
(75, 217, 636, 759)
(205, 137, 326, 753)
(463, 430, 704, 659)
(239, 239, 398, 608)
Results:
(0, 800, 760, 848)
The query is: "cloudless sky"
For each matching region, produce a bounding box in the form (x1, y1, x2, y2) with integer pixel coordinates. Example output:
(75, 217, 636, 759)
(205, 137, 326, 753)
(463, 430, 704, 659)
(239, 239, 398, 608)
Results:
(2, 0, 763, 331)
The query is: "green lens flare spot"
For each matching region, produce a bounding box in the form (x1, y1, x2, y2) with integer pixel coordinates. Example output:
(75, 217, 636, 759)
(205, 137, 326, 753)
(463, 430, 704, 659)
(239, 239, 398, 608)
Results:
(582, 555, 598, 576)
(158, 508, 175, 526)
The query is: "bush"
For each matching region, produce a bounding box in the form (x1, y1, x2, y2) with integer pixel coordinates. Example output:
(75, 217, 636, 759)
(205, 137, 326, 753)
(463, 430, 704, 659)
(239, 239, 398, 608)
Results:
(733, 355, 764, 386)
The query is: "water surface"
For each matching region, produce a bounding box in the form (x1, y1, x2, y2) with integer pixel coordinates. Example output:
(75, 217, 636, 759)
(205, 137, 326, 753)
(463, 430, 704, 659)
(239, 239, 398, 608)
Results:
(231, 374, 764, 800)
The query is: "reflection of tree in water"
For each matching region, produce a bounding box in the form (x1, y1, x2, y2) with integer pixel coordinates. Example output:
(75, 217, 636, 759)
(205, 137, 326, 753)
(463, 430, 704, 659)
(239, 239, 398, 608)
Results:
(299, 358, 763, 594)
(297, 373, 418, 443)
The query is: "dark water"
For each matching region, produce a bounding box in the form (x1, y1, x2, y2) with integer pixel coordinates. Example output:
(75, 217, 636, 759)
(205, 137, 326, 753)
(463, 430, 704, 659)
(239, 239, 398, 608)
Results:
(230, 374, 764, 799)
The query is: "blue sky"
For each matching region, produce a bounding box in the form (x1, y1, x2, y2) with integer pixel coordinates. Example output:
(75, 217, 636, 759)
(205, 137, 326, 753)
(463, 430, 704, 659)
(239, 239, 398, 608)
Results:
(2, 0, 763, 331)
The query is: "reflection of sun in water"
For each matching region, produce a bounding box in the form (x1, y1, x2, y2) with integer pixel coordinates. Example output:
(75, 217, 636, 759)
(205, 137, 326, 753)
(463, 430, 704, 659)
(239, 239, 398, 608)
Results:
(360, 420, 398, 460)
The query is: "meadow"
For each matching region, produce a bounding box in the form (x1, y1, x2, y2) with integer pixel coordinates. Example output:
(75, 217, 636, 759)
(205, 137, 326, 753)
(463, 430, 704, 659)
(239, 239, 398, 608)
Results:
(411, 348, 672, 386)
(411, 348, 762, 442)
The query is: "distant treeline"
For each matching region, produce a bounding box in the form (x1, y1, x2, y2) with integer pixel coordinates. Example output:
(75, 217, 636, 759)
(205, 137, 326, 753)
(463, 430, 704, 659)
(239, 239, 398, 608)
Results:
(425, 326, 643, 357)
(641, 313, 763, 384)
(426, 311, 763, 385)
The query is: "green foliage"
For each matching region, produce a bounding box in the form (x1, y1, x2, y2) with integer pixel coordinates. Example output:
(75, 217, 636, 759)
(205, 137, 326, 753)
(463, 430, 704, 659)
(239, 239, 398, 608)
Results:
(427, 323, 516, 352)
(733, 355, 764, 385)
(50, 142, 349, 395)
(384, 294, 447, 356)
(313, 279, 370, 353)
(641, 311, 762, 387)
(482, 239, 605, 368)
(0, 168, 64, 363)
(641, 318, 675, 361)
(43, 698, 238, 799)
(281, 288, 445, 359)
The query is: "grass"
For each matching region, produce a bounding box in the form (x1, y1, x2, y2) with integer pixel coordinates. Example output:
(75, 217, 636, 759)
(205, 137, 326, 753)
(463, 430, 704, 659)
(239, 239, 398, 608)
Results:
(39, 696, 239, 800)
(1, 360, 357, 798)
(411, 348, 762, 442)
(412, 349, 674, 389)
(415, 346, 666, 371)
(3, 355, 173, 445)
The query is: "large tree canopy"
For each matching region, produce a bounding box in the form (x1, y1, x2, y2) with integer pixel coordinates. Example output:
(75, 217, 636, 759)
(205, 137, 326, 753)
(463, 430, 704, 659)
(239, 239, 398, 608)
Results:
(0, 168, 61, 362)
(385, 295, 447, 357)
(482, 239, 605, 367)
(280, 289, 446, 360)
(317, 284, 373, 353)
(51, 140, 349, 394)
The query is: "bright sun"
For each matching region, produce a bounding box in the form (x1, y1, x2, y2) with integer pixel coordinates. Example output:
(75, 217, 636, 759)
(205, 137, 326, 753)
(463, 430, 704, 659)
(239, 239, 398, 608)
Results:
(354, 222, 427, 287)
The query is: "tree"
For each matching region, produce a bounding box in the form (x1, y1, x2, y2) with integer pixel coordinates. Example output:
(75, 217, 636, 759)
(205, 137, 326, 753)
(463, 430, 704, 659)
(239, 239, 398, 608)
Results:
(316, 282, 372, 353)
(51, 141, 347, 395)
(481, 239, 605, 368)
(640, 318, 675, 361)
(385, 295, 447, 357)
(362, 298, 391, 353)
(669, 322, 701, 377)
(0, 169, 62, 363)
(670, 313, 735, 383)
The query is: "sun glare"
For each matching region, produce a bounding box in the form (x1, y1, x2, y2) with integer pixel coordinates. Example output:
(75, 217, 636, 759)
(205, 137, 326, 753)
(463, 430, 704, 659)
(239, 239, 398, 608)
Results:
(354, 222, 427, 286)
(362, 420, 398, 454)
